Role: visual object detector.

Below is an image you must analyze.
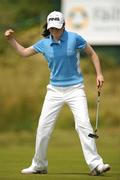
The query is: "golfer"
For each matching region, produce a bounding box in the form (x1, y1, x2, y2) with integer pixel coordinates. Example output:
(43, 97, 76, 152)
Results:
(5, 11, 110, 176)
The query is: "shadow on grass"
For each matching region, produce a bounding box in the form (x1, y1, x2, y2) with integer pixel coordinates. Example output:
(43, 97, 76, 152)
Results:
(46, 172, 120, 178)
(49, 172, 88, 176)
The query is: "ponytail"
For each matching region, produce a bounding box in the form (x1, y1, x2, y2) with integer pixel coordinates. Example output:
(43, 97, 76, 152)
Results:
(42, 23, 50, 37)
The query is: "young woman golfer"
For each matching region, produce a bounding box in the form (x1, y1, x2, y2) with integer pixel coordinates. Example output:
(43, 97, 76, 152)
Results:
(5, 11, 110, 176)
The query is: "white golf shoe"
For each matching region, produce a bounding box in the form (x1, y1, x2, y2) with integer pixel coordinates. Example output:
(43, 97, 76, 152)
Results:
(21, 166, 47, 174)
(90, 164, 111, 176)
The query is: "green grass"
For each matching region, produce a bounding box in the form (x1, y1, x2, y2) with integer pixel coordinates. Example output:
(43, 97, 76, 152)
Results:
(0, 128, 120, 180)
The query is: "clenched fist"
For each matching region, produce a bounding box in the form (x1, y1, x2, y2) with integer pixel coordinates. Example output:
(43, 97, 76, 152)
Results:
(4, 29, 14, 40)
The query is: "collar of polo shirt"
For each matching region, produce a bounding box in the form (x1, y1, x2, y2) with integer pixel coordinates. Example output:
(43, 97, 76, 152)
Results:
(49, 30, 67, 46)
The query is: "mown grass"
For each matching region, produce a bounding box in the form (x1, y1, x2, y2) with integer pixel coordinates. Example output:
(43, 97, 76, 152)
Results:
(0, 128, 120, 180)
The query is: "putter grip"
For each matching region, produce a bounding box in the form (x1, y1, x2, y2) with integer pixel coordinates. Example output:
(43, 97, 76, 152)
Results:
(98, 91, 100, 97)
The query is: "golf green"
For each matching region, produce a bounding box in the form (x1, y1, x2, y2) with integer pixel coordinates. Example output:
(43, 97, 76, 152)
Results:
(0, 128, 119, 180)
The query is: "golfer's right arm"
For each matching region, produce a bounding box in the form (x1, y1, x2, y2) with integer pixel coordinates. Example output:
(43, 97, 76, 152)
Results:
(5, 29, 36, 57)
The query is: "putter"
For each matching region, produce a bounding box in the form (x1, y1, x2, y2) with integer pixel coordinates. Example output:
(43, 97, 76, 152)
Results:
(88, 90, 101, 139)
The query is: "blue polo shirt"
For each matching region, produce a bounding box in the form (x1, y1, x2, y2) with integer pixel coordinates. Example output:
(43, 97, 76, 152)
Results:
(32, 30, 87, 87)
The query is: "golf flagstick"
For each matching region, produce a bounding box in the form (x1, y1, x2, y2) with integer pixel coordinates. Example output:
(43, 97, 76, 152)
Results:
(88, 90, 101, 139)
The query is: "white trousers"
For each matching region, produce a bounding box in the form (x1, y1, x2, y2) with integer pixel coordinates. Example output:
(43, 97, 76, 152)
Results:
(32, 84, 103, 171)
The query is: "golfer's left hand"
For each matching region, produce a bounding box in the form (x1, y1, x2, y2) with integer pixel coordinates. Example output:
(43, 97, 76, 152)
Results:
(96, 74, 104, 89)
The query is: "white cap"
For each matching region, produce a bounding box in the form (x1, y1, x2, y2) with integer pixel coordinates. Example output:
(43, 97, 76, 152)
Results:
(47, 11, 65, 30)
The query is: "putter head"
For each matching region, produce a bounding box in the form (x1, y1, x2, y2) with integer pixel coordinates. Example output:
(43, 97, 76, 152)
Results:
(88, 133, 99, 139)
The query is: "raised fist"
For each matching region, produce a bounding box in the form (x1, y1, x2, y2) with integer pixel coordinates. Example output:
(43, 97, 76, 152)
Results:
(5, 29, 14, 40)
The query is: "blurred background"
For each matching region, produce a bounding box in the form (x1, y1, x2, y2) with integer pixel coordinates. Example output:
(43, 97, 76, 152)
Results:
(0, 0, 119, 133)
(0, 0, 120, 179)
